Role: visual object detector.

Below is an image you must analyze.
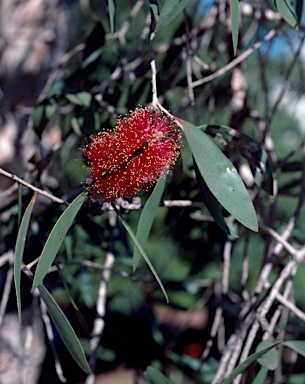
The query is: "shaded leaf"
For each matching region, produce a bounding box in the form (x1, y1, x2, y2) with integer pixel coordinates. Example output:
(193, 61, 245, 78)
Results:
(32, 192, 87, 291)
(156, 0, 190, 30)
(274, 0, 298, 28)
(252, 367, 269, 384)
(113, 206, 168, 302)
(284, 340, 305, 357)
(38, 284, 90, 373)
(14, 193, 37, 322)
(200, 124, 273, 195)
(257, 339, 279, 370)
(230, 0, 239, 55)
(81, 47, 104, 70)
(222, 341, 280, 384)
(145, 366, 174, 384)
(133, 177, 166, 270)
(57, 264, 90, 334)
(194, 161, 238, 237)
(296, 0, 303, 23)
(182, 120, 258, 231)
(66, 92, 92, 108)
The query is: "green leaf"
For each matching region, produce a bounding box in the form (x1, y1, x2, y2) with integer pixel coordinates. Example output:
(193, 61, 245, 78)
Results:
(108, 0, 116, 34)
(32, 192, 87, 291)
(284, 340, 305, 357)
(200, 124, 274, 195)
(274, 0, 298, 28)
(156, 0, 190, 31)
(38, 284, 90, 373)
(57, 264, 90, 333)
(65, 92, 92, 108)
(113, 206, 168, 302)
(257, 339, 279, 370)
(222, 341, 280, 384)
(181, 120, 258, 232)
(252, 367, 269, 384)
(145, 366, 174, 384)
(81, 47, 104, 69)
(149, 0, 160, 22)
(230, 0, 239, 55)
(133, 177, 166, 270)
(14, 193, 37, 322)
(194, 161, 238, 237)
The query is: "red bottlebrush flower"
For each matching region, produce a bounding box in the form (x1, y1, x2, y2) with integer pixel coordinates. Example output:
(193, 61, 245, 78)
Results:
(81, 106, 181, 201)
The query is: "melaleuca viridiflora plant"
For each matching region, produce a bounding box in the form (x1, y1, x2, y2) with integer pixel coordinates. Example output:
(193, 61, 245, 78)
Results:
(25, 104, 258, 373)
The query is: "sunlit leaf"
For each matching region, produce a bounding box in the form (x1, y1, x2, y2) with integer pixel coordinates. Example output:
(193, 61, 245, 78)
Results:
(38, 284, 90, 373)
(181, 120, 258, 232)
(257, 339, 279, 370)
(230, 0, 239, 55)
(194, 162, 238, 237)
(133, 177, 166, 270)
(222, 341, 280, 384)
(114, 205, 168, 302)
(274, 0, 298, 28)
(32, 192, 87, 291)
(200, 124, 274, 195)
(14, 193, 37, 322)
(145, 366, 174, 384)
(156, 0, 190, 30)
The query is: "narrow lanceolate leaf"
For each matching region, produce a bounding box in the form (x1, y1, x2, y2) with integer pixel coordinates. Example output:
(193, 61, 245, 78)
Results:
(230, 0, 239, 55)
(156, 0, 190, 31)
(114, 206, 168, 302)
(222, 341, 280, 384)
(194, 162, 238, 237)
(284, 340, 305, 357)
(146, 366, 174, 384)
(14, 192, 38, 323)
(181, 120, 258, 232)
(252, 367, 269, 384)
(32, 192, 87, 291)
(256, 339, 279, 370)
(108, 0, 116, 34)
(149, 0, 160, 22)
(200, 124, 274, 195)
(38, 284, 90, 373)
(133, 177, 166, 270)
(274, 0, 298, 28)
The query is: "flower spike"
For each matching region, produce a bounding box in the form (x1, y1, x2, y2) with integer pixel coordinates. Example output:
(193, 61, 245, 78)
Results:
(81, 106, 181, 201)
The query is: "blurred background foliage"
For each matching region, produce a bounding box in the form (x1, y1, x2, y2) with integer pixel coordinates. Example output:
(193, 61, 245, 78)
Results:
(2, 0, 305, 383)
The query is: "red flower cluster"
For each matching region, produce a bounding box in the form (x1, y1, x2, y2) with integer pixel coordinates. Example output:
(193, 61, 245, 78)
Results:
(81, 106, 181, 201)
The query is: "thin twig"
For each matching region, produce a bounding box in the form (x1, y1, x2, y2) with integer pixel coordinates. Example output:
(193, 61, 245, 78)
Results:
(192, 29, 276, 88)
(0, 252, 14, 328)
(85, 211, 116, 384)
(40, 298, 67, 382)
(0, 168, 67, 205)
